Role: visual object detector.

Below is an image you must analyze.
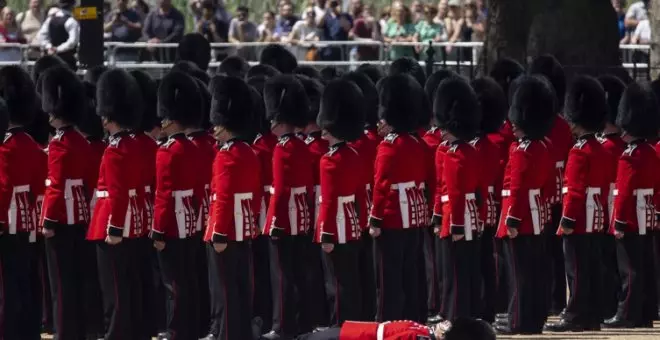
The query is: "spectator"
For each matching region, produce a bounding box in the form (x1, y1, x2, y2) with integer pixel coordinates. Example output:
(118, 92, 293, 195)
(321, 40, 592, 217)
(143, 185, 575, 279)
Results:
(476, 0, 487, 17)
(104, 0, 142, 62)
(228, 6, 259, 61)
(302, 0, 326, 25)
(189, 0, 231, 28)
(383, 1, 415, 60)
(410, 0, 424, 23)
(287, 7, 320, 60)
(348, 0, 364, 19)
(0, 7, 25, 61)
(319, 0, 353, 61)
(195, 0, 227, 44)
(258, 10, 278, 42)
(414, 4, 446, 57)
(143, 0, 185, 62)
(632, 18, 650, 44)
(444, 0, 465, 54)
(624, 0, 647, 30)
(613, 0, 629, 43)
(379, 5, 390, 34)
(351, 4, 381, 61)
(16, 0, 44, 60)
(36, 0, 80, 70)
(275, 3, 298, 39)
(464, 0, 485, 42)
(434, 0, 448, 24)
(130, 0, 151, 21)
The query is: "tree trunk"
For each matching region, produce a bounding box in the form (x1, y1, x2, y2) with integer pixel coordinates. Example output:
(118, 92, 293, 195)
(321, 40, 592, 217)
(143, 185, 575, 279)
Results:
(650, 0, 660, 80)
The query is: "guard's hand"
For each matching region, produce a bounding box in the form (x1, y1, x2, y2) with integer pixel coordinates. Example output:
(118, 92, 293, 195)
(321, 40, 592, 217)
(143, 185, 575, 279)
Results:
(213, 242, 227, 253)
(614, 230, 624, 239)
(369, 226, 381, 238)
(433, 226, 440, 234)
(43, 228, 55, 238)
(452, 234, 464, 242)
(561, 227, 574, 235)
(507, 227, 518, 239)
(47, 47, 56, 55)
(153, 240, 165, 251)
(322, 243, 334, 253)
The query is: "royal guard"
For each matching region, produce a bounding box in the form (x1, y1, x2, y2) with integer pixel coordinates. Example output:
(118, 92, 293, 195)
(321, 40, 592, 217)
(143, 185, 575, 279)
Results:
(528, 55, 574, 315)
(543, 76, 610, 332)
(247, 64, 281, 80)
(87, 69, 145, 339)
(203, 75, 261, 340)
(150, 71, 203, 340)
(493, 75, 555, 335)
(314, 78, 366, 325)
(259, 44, 299, 74)
(262, 74, 314, 339)
(369, 74, 426, 322)
(603, 83, 660, 328)
(177, 33, 212, 71)
(218, 55, 251, 79)
(0, 66, 42, 340)
(32, 55, 68, 84)
(344, 71, 380, 322)
(470, 76, 508, 323)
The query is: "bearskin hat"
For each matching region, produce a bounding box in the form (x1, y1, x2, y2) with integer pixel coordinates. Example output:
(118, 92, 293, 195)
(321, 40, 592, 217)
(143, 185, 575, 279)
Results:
(177, 33, 211, 71)
(598, 75, 626, 126)
(25, 106, 52, 146)
(389, 56, 426, 87)
(617, 82, 660, 139)
(564, 75, 607, 132)
(247, 64, 281, 79)
(357, 64, 385, 85)
(259, 44, 298, 74)
(471, 77, 507, 134)
(488, 57, 524, 104)
(32, 55, 67, 83)
(247, 75, 267, 96)
(0, 66, 37, 126)
(209, 76, 254, 137)
(196, 78, 211, 130)
(433, 77, 480, 140)
(528, 54, 565, 111)
(96, 69, 143, 129)
(83, 65, 109, 85)
(425, 69, 458, 102)
(377, 74, 423, 132)
(173, 60, 210, 85)
(295, 75, 324, 124)
(320, 67, 343, 83)
(318, 79, 365, 142)
(41, 66, 85, 124)
(130, 70, 159, 133)
(157, 71, 203, 128)
(508, 75, 556, 139)
(263, 74, 309, 128)
(249, 85, 268, 136)
(218, 56, 250, 79)
(293, 66, 322, 80)
(78, 82, 104, 139)
(342, 71, 378, 128)
(0, 98, 8, 143)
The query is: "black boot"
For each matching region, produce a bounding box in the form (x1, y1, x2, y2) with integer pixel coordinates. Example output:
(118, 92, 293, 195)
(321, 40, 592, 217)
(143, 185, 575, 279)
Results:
(543, 319, 585, 332)
(601, 316, 636, 329)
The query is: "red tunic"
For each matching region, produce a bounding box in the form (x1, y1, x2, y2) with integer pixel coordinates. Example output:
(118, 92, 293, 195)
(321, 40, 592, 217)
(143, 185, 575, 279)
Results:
(432, 141, 450, 226)
(487, 122, 515, 204)
(545, 116, 574, 206)
(338, 320, 432, 340)
(414, 134, 435, 227)
(349, 128, 381, 230)
(150, 133, 200, 241)
(610, 141, 658, 235)
(252, 132, 278, 231)
(133, 132, 158, 236)
(496, 139, 552, 237)
(188, 131, 216, 234)
(305, 131, 329, 227)
(599, 133, 626, 223)
(471, 136, 501, 227)
(369, 133, 427, 229)
(0, 128, 45, 239)
(88, 132, 145, 240)
(204, 139, 261, 243)
(557, 135, 609, 235)
(422, 127, 442, 150)
(41, 127, 92, 228)
(263, 134, 315, 237)
(315, 143, 364, 244)
(86, 137, 107, 221)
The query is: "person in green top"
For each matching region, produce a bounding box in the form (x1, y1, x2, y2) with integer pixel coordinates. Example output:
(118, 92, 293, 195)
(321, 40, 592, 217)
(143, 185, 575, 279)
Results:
(414, 4, 447, 56)
(383, 2, 416, 60)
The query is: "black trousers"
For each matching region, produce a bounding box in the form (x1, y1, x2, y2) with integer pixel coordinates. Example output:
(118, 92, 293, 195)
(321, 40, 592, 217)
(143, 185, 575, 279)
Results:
(651, 230, 660, 318)
(0, 232, 39, 340)
(157, 238, 197, 340)
(207, 241, 254, 339)
(600, 232, 620, 320)
(421, 226, 440, 320)
(480, 227, 497, 322)
(28, 238, 46, 337)
(305, 237, 329, 327)
(137, 236, 161, 338)
(321, 242, 362, 325)
(96, 239, 144, 340)
(253, 234, 273, 331)
(438, 237, 482, 321)
(374, 228, 419, 321)
(357, 231, 376, 321)
(44, 223, 87, 340)
(195, 233, 210, 338)
(503, 235, 547, 333)
(543, 204, 566, 314)
(82, 237, 104, 337)
(642, 233, 658, 323)
(562, 234, 602, 325)
(184, 236, 201, 339)
(613, 233, 657, 324)
(494, 237, 510, 313)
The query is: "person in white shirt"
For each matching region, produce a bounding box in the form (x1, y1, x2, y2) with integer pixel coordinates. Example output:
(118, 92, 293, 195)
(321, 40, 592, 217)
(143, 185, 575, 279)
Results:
(287, 7, 320, 60)
(632, 18, 651, 44)
(624, 0, 648, 30)
(36, 0, 80, 69)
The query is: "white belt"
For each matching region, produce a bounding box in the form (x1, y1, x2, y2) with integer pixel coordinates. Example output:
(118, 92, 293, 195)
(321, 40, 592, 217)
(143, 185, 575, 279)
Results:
(96, 189, 138, 198)
(440, 193, 476, 203)
(145, 186, 151, 194)
(488, 186, 494, 194)
(502, 189, 511, 197)
(172, 189, 193, 197)
(613, 189, 655, 196)
(556, 161, 565, 168)
(264, 185, 272, 193)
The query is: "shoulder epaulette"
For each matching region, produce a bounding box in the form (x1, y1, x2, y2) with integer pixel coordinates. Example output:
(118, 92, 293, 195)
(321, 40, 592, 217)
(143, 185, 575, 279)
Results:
(254, 133, 263, 144)
(573, 139, 587, 150)
(440, 140, 450, 147)
(220, 140, 234, 151)
(469, 137, 480, 147)
(517, 139, 532, 151)
(53, 129, 65, 141)
(448, 143, 459, 153)
(109, 135, 122, 148)
(384, 133, 398, 143)
(304, 135, 315, 145)
(3, 132, 12, 143)
(278, 136, 290, 146)
(427, 126, 439, 135)
(161, 137, 176, 149)
(623, 143, 637, 156)
(327, 145, 339, 156)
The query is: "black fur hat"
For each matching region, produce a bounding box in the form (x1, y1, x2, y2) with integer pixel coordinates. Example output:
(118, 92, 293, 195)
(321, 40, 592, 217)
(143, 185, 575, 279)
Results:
(259, 44, 298, 74)
(218, 56, 250, 79)
(295, 75, 324, 124)
(79, 82, 104, 139)
(489, 57, 524, 104)
(41, 66, 85, 124)
(320, 67, 343, 83)
(317, 79, 365, 142)
(357, 63, 385, 85)
(293, 66, 322, 80)
(617, 82, 660, 139)
(508, 75, 556, 139)
(342, 71, 378, 128)
(172, 60, 210, 84)
(83, 65, 109, 85)
(247, 75, 267, 96)
(564, 75, 607, 132)
(598, 75, 626, 126)
(130, 70, 159, 132)
(389, 56, 426, 87)
(0, 66, 37, 126)
(157, 71, 203, 128)
(247, 64, 281, 79)
(249, 85, 268, 135)
(377, 74, 423, 132)
(528, 54, 565, 111)
(263, 74, 309, 128)
(177, 33, 211, 71)
(471, 77, 507, 134)
(425, 69, 458, 102)
(32, 55, 67, 82)
(209, 76, 254, 137)
(0, 98, 8, 143)
(196, 78, 211, 130)
(96, 69, 143, 129)
(433, 77, 481, 140)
